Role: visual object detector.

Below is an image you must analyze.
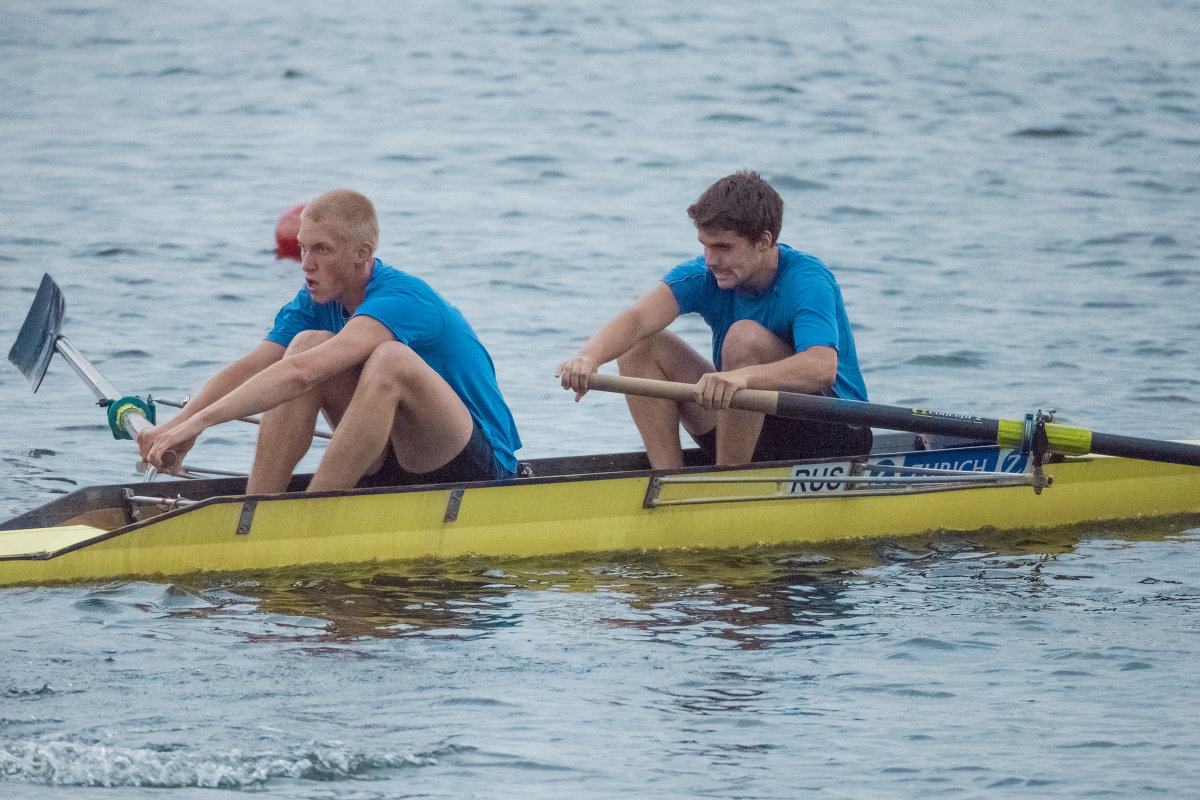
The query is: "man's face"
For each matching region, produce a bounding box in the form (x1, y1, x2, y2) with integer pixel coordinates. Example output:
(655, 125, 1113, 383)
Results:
(297, 216, 360, 305)
(697, 227, 774, 292)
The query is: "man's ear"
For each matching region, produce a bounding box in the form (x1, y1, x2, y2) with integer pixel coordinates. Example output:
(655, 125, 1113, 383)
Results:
(756, 230, 775, 250)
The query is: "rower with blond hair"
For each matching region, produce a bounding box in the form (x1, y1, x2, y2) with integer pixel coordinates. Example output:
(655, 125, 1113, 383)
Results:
(141, 189, 521, 491)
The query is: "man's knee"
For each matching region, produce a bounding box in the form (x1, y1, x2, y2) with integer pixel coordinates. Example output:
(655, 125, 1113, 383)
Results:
(617, 330, 680, 374)
(721, 320, 791, 369)
(286, 329, 335, 355)
(616, 335, 656, 373)
(360, 341, 425, 393)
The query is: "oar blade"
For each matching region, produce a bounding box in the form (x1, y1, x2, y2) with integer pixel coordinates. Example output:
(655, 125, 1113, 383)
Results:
(7, 273, 64, 393)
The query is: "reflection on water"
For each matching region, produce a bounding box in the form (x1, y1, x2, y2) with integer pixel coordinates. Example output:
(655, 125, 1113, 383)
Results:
(164, 515, 1200, 648)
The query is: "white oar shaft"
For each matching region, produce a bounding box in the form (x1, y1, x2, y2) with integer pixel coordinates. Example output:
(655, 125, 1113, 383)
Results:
(54, 336, 120, 402)
(155, 397, 333, 440)
(54, 335, 176, 466)
(55, 336, 154, 440)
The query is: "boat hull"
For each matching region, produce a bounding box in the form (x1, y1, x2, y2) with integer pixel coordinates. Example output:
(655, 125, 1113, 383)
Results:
(1, 446, 1197, 586)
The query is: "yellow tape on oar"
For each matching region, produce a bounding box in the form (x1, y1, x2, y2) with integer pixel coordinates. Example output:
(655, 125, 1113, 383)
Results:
(996, 418, 1093, 456)
(105, 395, 156, 440)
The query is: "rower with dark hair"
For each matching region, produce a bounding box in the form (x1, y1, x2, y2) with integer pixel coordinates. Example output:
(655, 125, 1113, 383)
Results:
(557, 171, 869, 469)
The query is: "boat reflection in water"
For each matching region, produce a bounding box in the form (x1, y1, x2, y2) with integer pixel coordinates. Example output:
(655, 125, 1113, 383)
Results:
(156, 515, 1198, 649)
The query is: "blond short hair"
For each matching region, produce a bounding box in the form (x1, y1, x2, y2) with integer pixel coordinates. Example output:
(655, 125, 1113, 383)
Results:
(302, 189, 379, 254)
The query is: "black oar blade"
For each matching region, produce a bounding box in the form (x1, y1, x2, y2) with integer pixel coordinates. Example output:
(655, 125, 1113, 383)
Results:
(7, 273, 64, 393)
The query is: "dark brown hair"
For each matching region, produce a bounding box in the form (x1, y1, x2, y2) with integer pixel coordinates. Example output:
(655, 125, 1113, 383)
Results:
(687, 171, 783, 244)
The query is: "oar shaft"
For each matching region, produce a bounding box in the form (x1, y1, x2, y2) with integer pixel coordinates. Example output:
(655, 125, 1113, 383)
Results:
(772, 389, 1002, 441)
(54, 336, 121, 403)
(587, 373, 1002, 438)
(1089, 431, 1200, 467)
(585, 373, 1200, 468)
(55, 335, 173, 464)
(587, 373, 780, 413)
(155, 397, 333, 440)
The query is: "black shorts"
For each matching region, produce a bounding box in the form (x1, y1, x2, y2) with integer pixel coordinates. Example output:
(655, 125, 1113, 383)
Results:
(692, 412, 872, 464)
(356, 422, 512, 488)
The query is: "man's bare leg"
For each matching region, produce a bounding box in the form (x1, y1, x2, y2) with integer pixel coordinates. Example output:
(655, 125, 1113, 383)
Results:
(617, 330, 715, 469)
(246, 331, 358, 494)
(307, 341, 474, 492)
(713, 320, 794, 465)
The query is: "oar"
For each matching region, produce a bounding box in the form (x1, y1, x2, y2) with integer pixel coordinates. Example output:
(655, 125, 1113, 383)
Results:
(8, 273, 178, 467)
(154, 397, 332, 440)
(585, 373, 1200, 468)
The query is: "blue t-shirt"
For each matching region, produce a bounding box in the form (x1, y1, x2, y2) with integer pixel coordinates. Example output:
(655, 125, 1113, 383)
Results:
(662, 243, 868, 401)
(266, 259, 522, 473)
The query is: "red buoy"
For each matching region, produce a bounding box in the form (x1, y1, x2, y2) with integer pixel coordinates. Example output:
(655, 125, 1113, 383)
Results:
(274, 203, 306, 261)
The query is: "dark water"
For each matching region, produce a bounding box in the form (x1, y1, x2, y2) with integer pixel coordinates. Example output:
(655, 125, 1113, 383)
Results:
(2, 1, 1199, 796)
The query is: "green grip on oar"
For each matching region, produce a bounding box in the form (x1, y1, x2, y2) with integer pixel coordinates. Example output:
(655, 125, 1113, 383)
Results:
(104, 395, 156, 440)
(996, 418, 1092, 456)
(1044, 424, 1094, 456)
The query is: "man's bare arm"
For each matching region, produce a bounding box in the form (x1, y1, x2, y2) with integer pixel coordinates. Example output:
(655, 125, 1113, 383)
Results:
(137, 340, 285, 465)
(694, 345, 838, 409)
(144, 317, 394, 467)
(556, 283, 681, 399)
